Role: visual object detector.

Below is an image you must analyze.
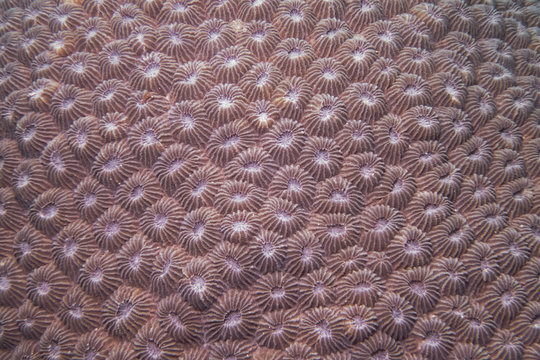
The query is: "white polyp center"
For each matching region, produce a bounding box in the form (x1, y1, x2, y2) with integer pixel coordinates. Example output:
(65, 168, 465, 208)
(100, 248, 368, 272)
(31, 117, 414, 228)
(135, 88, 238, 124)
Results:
(315, 320, 332, 338)
(144, 63, 160, 78)
(330, 190, 347, 203)
(224, 311, 242, 327)
(154, 213, 168, 229)
(404, 240, 421, 254)
(224, 56, 239, 68)
(223, 135, 239, 148)
(287, 178, 302, 192)
(232, 220, 249, 233)
(411, 281, 427, 296)
(0, 276, 9, 291)
(374, 218, 389, 232)
(84, 193, 97, 207)
(301, 246, 313, 261)
(243, 161, 261, 172)
(315, 149, 330, 164)
(378, 30, 394, 43)
(359, 93, 375, 106)
(90, 267, 103, 283)
(404, 84, 421, 96)
(146, 340, 163, 360)
(191, 180, 207, 196)
(359, 164, 375, 178)
(87, 26, 99, 39)
(257, 112, 269, 125)
(117, 301, 133, 320)
(61, 97, 76, 110)
(285, 89, 299, 103)
(251, 30, 266, 42)
(327, 224, 345, 237)
(261, 242, 275, 258)
(40, 204, 58, 220)
(20, 241, 32, 256)
(63, 238, 78, 258)
(109, 53, 120, 65)
(225, 256, 241, 272)
(289, 9, 303, 22)
(352, 49, 366, 62)
(172, 1, 188, 12)
(288, 47, 303, 60)
(322, 68, 336, 80)
(275, 209, 292, 222)
(104, 157, 122, 171)
(185, 71, 198, 84)
(325, 28, 339, 38)
(271, 286, 284, 298)
(392, 179, 404, 193)
(218, 95, 233, 109)
(319, 106, 333, 122)
(192, 275, 206, 293)
(170, 32, 183, 45)
(51, 151, 65, 171)
(353, 316, 367, 330)
(69, 305, 83, 319)
(256, 71, 269, 86)
(129, 252, 141, 270)
(72, 61, 85, 74)
(192, 222, 205, 237)
(16, 172, 30, 189)
(231, 192, 248, 203)
(130, 185, 144, 200)
(277, 131, 294, 147)
(180, 114, 195, 128)
(36, 281, 50, 295)
(28, 86, 44, 100)
(388, 127, 402, 143)
(141, 129, 158, 146)
(105, 221, 120, 237)
(354, 281, 372, 293)
(23, 125, 36, 141)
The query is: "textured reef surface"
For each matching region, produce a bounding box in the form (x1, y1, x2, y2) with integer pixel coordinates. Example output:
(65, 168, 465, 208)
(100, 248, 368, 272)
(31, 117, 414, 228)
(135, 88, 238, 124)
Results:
(0, 0, 540, 359)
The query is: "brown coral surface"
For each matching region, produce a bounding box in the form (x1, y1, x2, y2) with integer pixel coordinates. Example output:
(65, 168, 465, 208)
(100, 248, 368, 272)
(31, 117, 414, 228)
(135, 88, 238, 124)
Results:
(0, 0, 539, 358)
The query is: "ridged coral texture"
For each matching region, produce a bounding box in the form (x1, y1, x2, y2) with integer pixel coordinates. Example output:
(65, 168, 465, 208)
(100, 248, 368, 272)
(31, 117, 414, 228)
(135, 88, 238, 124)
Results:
(0, 0, 539, 358)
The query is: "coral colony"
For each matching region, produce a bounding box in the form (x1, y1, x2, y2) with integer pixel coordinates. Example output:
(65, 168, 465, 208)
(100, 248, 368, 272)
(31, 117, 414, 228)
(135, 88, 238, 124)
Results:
(0, 0, 539, 359)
